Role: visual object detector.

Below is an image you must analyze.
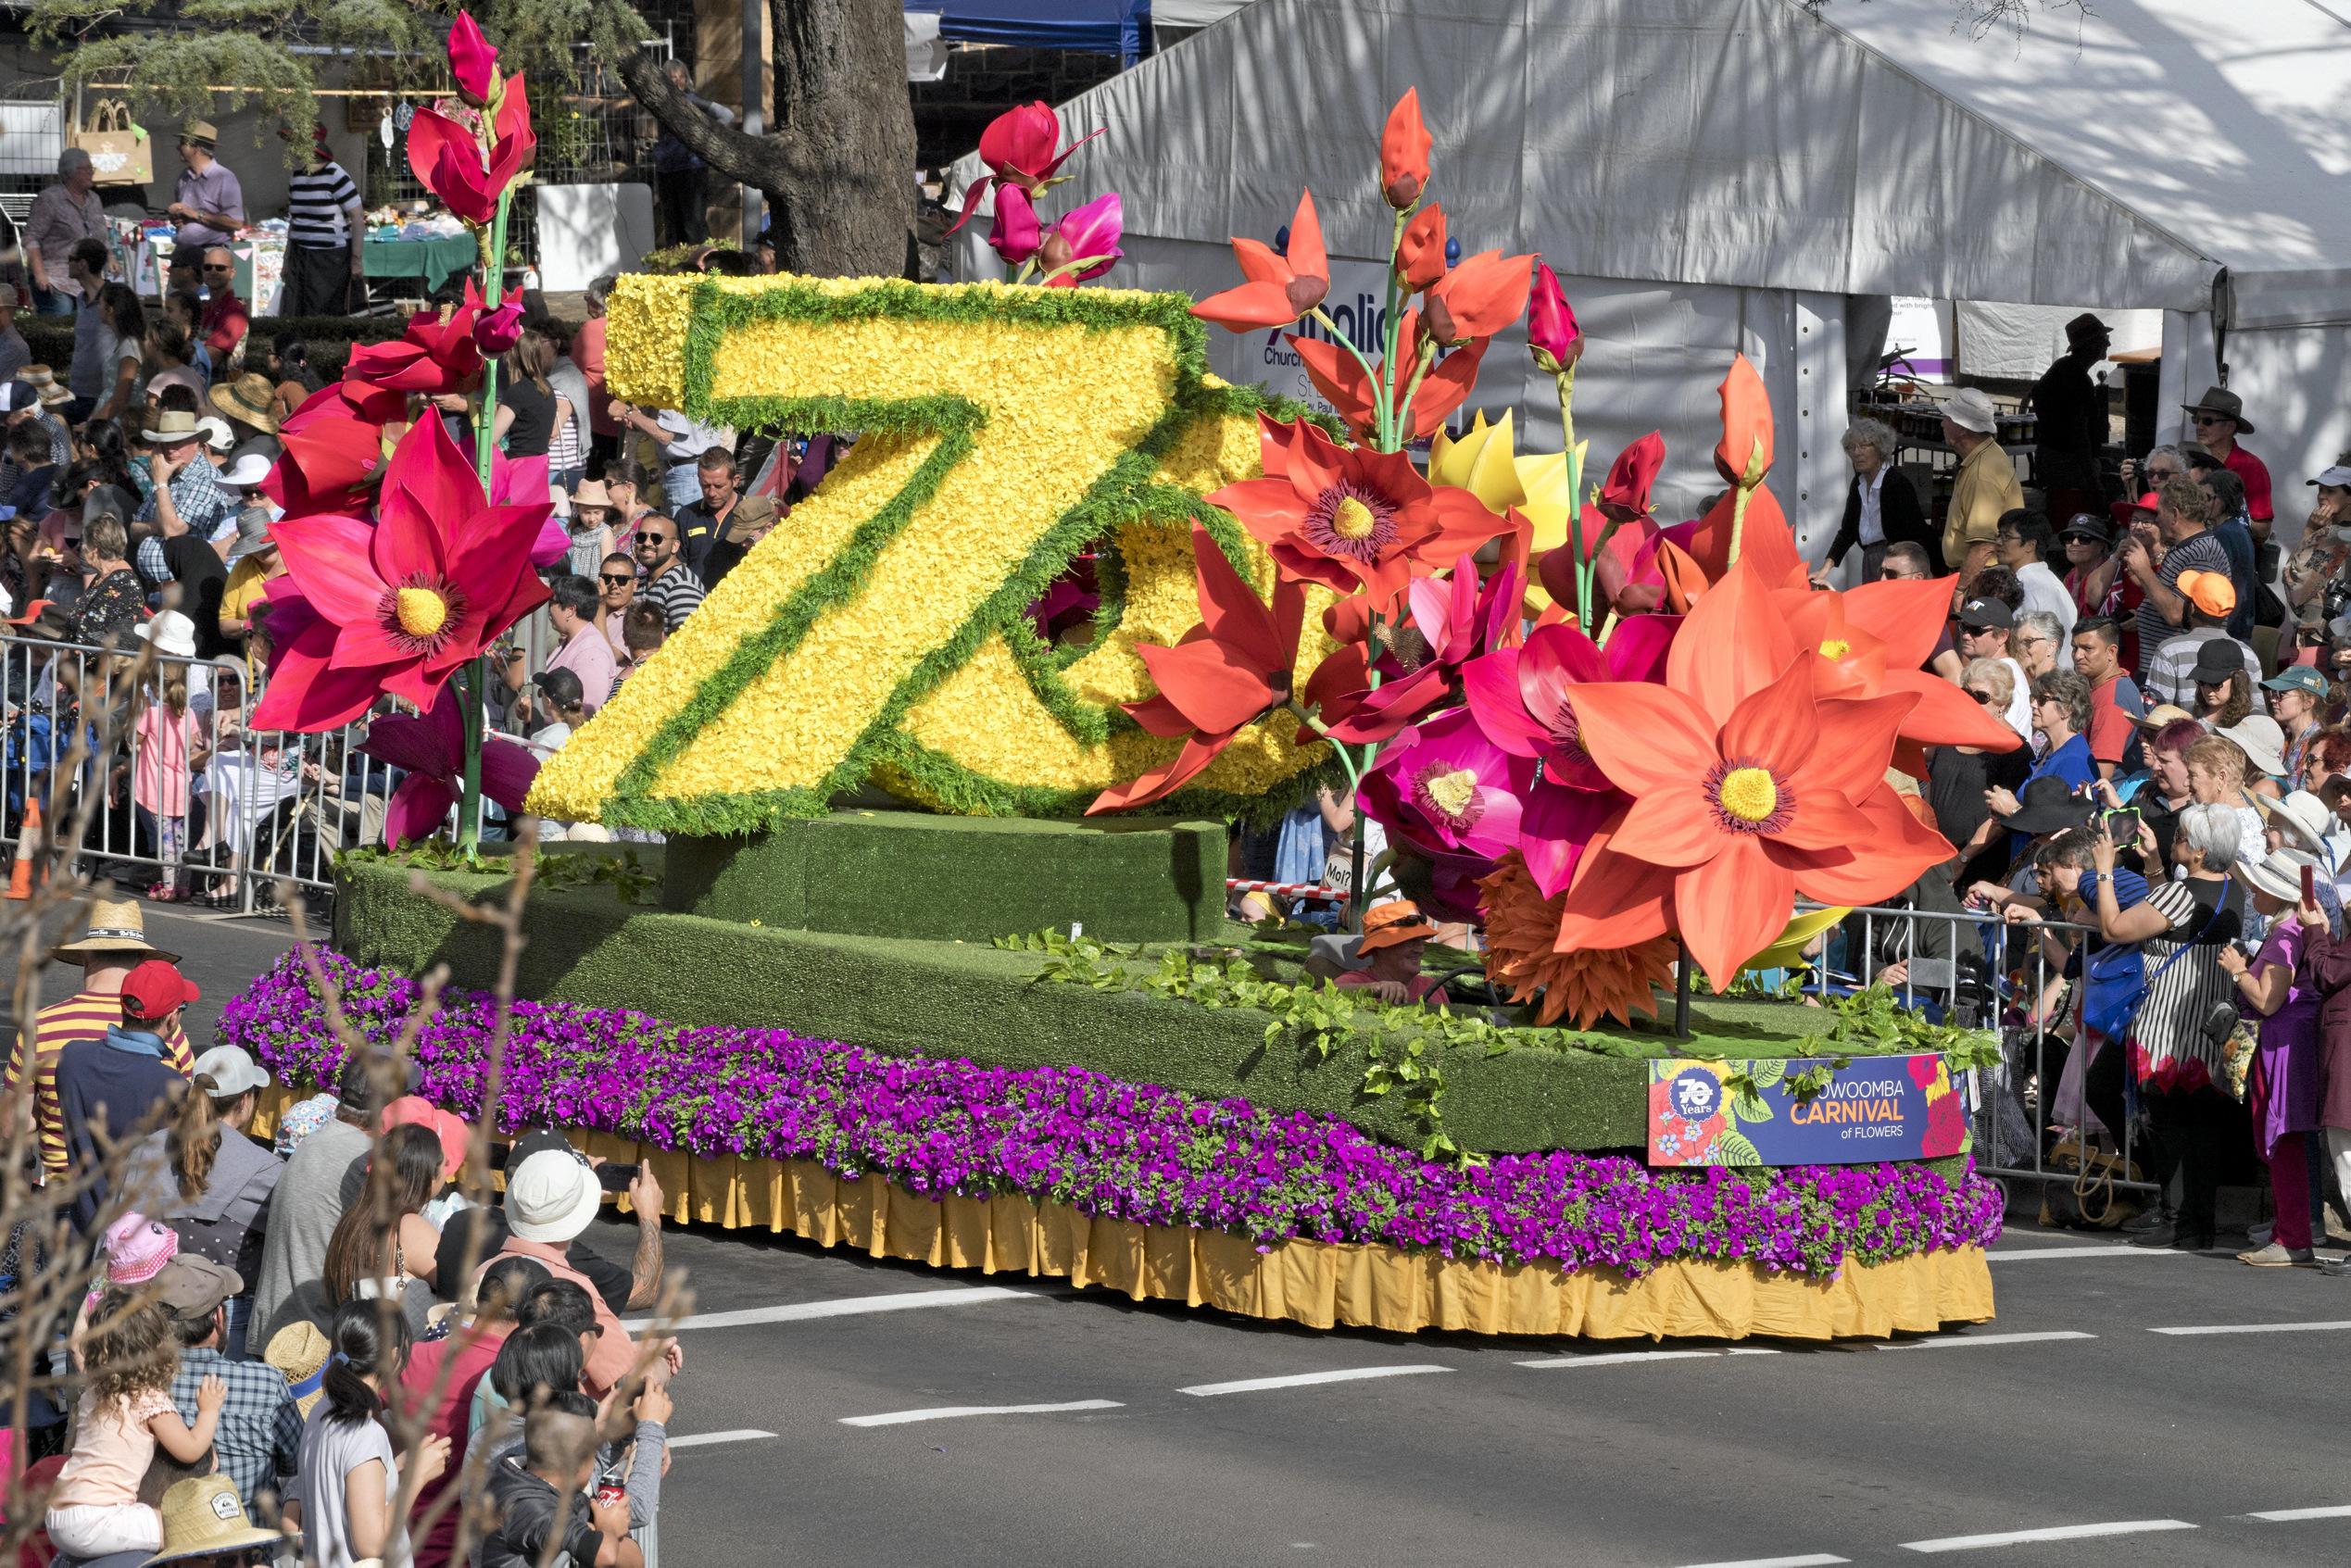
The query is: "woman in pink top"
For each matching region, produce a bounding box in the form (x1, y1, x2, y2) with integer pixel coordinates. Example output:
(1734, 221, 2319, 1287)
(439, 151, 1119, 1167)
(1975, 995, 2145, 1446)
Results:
(133, 665, 203, 899)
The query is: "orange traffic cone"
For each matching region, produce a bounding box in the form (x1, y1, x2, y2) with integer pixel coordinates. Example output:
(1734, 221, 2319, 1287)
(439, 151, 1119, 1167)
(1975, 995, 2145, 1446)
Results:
(6, 797, 44, 900)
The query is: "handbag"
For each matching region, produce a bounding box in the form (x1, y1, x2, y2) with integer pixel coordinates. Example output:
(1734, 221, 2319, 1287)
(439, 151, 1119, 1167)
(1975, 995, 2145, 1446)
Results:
(2040, 1131, 2146, 1230)
(2081, 874, 2232, 1042)
(69, 99, 152, 187)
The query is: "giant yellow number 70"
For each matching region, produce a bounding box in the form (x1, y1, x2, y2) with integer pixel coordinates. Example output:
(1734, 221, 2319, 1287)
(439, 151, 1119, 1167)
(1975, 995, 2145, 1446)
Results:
(525, 275, 1340, 833)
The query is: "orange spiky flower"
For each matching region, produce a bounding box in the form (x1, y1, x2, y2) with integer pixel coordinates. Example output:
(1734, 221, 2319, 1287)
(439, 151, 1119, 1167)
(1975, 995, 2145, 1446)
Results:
(1477, 854, 1677, 1029)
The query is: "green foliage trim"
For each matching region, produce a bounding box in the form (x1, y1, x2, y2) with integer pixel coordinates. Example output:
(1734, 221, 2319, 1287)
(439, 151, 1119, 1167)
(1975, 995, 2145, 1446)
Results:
(337, 844, 661, 907)
(594, 277, 1337, 834)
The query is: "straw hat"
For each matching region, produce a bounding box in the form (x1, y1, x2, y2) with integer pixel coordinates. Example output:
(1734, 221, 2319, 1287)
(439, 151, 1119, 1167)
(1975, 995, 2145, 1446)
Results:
(19, 365, 69, 407)
(181, 119, 220, 147)
(208, 372, 282, 435)
(264, 1320, 332, 1419)
(572, 479, 613, 510)
(144, 1474, 281, 1564)
(140, 409, 203, 445)
(50, 896, 180, 964)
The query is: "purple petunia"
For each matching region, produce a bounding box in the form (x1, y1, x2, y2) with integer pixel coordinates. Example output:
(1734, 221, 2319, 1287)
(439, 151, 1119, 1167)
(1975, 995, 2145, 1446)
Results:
(219, 949, 2005, 1281)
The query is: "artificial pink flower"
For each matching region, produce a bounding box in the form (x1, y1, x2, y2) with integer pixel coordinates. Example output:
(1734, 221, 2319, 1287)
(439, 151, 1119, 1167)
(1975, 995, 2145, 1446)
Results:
(251, 416, 551, 732)
(343, 279, 487, 396)
(358, 685, 538, 846)
(407, 76, 536, 224)
(987, 183, 1041, 266)
(948, 101, 1104, 236)
(447, 12, 499, 107)
(1528, 260, 1581, 373)
(471, 283, 526, 356)
(1038, 192, 1123, 285)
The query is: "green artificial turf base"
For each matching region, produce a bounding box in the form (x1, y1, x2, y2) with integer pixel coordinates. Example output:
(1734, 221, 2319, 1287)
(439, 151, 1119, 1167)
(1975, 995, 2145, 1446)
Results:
(659, 810, 1226, 943)
(333, 853, 1961, 1183)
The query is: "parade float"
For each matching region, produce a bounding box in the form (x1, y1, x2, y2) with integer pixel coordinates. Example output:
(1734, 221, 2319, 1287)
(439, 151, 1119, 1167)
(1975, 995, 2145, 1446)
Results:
(225, 29, 2008, 1339)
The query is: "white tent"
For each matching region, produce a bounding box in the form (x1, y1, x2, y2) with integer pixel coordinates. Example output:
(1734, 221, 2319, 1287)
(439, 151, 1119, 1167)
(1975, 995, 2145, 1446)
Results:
(951, 0, 2351, 553)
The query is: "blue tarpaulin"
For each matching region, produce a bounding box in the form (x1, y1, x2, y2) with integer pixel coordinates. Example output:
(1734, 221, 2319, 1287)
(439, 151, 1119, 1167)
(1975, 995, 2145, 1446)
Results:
(911, 0, 1150, 64)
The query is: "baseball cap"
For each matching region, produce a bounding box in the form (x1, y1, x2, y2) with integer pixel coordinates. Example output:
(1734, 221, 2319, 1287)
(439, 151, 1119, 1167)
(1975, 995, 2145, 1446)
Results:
(531, 667, 585, 709)
(2191, 636, 2249, 684)
(2175, 569, 2237, 619)
(2059, 512, 2112, 545)
(2264, 665, 2331, 700)
(120, 959, 200, 1022)
(0, 381, 40, 415)
(192, 1044, 271, 1098)
(2309, 466, 2351, 491)
(153, 1255, 245, 1322)
(1955, 596, 2014, 632)
(504, 1148, 603, 1244)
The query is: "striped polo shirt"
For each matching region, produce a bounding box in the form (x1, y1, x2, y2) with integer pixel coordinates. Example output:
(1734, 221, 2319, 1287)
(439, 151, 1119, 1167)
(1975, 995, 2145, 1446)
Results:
(7, 989, 192, 1175)
(286, 161, 361, 248)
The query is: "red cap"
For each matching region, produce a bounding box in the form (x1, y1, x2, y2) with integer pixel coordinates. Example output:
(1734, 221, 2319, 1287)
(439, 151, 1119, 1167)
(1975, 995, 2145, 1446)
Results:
(120, 960, 200, 1023)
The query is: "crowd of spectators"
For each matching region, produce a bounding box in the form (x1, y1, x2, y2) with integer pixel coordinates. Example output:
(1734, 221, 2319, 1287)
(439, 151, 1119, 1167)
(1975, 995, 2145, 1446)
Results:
(4, 899, 680, 1565)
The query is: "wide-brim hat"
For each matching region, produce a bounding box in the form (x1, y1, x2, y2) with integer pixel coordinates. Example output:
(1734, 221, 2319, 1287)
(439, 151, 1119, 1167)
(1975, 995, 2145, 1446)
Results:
(2133, 703, 2196, 733)
(2243, 848, 2312, 906)
(50, 896, 179, 964)
(218, 452, 274, 490)
(2065, 311, 2111, 345)
(264, 1321, 333, 1419)
(136, 609, 199, 659)
(1357, 897, 1440, 954)
(209, 373, 281, 435)
(505, 1148, 603, 1243)
(2219, 714, 2289, 778)
(144, 1474, 281, 1565)
(572, 479, 612, 510)
(2256, 790, 2337, 858)
(1939, 386, 2001, 435)
(181, 119, 220, 147)
(1995, 775, 2094, 835)
(140, 409, 203, 445)
(2108, 493, 2162, 526)
(2182, 384, 2254, 434)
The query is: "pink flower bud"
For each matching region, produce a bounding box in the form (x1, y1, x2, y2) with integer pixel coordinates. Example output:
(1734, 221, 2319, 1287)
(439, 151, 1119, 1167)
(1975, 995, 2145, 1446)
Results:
(447, 13, 499, 108)
(1528, 260, 1582, 374)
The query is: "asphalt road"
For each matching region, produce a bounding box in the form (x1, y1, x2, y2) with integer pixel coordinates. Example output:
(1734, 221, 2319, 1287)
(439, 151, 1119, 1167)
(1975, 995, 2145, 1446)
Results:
(25, 909, 2351, 1567)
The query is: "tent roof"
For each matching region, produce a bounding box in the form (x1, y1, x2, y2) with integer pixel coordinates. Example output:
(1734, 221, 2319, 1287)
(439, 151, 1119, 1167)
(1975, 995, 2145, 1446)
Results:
(989, 0, 2351, 324)
(911, 0, 1151, 61)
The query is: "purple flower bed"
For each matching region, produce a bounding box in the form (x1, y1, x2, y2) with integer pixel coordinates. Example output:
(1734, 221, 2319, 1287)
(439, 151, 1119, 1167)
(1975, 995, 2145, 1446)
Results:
(220, 949, 2003, 1280)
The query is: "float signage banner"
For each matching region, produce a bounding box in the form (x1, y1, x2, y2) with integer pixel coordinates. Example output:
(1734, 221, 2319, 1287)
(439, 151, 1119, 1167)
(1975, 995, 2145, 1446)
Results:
(1646, 1055, 1968, 1168)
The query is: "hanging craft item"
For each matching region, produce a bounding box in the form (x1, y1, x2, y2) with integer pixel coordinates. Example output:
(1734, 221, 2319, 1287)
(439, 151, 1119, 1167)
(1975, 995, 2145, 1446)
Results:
(70, 99, 152, 186)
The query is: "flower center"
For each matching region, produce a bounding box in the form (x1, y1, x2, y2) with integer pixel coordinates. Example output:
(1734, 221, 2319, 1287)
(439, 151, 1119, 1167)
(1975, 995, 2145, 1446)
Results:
(1818, 637, 1850, 659)
(394, 586, 449, 637)
(1422, 767, 1478, 819)
(377, 575, 471, 658)
(1704, 758, 1792, 834)
(1301, 480, 1402, 564)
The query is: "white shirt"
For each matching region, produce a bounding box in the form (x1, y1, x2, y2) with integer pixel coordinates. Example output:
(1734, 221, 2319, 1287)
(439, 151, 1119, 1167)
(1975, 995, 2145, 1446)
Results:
(2015, 560, 2078, 667)
(1856, 466, 1887, 547)
(1998, 656, 2033, 740)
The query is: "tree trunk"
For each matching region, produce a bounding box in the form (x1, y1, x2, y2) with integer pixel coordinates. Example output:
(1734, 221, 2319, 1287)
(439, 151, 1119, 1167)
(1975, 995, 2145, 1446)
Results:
(611, 0, 913, 278)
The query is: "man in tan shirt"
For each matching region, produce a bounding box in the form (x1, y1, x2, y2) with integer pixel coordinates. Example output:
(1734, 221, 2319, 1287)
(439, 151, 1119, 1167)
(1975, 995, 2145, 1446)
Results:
(1940, 387, 2022, 587)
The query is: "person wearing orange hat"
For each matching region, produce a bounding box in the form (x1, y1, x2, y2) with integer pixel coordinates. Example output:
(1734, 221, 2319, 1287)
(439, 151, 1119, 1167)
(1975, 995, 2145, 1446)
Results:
(1334, 901, 1447, 1006)
(2145, 567, 2265, 713)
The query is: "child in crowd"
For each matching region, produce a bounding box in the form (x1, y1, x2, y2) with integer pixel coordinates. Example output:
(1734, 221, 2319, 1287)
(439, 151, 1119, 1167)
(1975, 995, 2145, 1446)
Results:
(72, 1213, 180, 1344)
(44, 1293, 225, 1557)
(288, 1299, 446, 1568)
(133, 666, 201, 899)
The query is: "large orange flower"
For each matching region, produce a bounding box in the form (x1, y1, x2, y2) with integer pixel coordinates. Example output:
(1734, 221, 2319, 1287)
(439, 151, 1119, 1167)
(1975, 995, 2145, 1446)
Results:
(1381, 88, 1432, 208)
(1479, 854, 1676, 1028)
(1207, 415, 1508, 604)
(1423, 250, 1532, 346)
(1287, 307, 1488, 445)
(1781, 575, 2024, 759)
(1087, 522, 1302, 815)
(1553, 561, 1954, 989)
(1193, 189, 1330, 332)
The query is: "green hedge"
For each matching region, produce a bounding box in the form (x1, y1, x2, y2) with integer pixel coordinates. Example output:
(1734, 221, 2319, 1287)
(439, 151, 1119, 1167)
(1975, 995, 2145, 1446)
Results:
(334, 857, 1653, 1153)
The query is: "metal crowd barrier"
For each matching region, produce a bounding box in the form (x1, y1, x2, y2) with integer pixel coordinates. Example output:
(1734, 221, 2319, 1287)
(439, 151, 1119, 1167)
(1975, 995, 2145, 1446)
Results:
(1, 633, 466, 915)
(1789, 896, 2153, 1206)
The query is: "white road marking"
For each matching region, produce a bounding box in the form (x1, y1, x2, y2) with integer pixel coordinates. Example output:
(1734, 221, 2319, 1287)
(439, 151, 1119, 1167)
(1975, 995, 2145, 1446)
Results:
(1876, 1331, 2095, 1350)
(1178, 1365, 1453, 1397)
(664, 1429, 777, 1449)
(1516, 1348, 1782, 1369)
(1985, 1245, 2186, 1262)
(839, 1399, 1123, 1428)
(2248, 1505, 2351, 1522)
(2149, 1320, 2351, 1336)
(1675, 1555, 1850, 1568)
(1900, 1520, 2196, 1552)
(622, 1285, 1031, 1333)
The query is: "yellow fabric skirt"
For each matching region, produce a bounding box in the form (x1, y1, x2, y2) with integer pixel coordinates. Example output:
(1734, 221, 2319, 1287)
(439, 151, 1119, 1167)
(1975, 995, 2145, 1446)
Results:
(262, 1092, 1993, 1341)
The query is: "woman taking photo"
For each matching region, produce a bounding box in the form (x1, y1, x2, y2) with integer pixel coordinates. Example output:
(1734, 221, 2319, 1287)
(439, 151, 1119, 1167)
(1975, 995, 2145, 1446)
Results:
(2090, 803, 2248, 1252)
(2266, 668, 2331, 783)
(2218, 849, 2329, 1267)
(1822, 418, 1930, 582)
(320, 1122, 446, 1339)
(2062, 513, 2142, 668)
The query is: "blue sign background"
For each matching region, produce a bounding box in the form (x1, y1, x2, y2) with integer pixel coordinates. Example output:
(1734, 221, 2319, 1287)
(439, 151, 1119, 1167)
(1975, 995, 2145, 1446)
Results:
(1645, 1054, 1967, 1168)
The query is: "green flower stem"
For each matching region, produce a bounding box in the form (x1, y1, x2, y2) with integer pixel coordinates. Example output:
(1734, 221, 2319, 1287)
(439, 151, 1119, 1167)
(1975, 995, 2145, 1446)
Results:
(1376, 208, 1410, 450)
(1556, 369, 1589, 628)
(1307, 306, 1384, 426)
(1389, 337, 1440, 451)
(459, 185, 512, 861)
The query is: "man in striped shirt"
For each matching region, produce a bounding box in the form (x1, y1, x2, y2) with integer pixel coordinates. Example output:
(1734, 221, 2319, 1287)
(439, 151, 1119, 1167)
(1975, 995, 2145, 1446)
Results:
(5, 899, 193, 1176)
(630, 515, 706, 632)
(280, 126, 363, 318)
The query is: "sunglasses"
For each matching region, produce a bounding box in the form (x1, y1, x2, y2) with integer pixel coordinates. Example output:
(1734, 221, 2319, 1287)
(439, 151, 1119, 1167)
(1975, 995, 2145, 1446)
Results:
(2193, 414, 2229, 426)
(202, 265, 232, 274)
(1966, 689, 1998, 705)
(598, 573, 635, 587)
(635, 537, 669, 549)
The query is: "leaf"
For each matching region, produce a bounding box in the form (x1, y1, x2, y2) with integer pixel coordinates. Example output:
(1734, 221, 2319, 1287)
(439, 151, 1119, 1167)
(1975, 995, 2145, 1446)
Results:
(1709, 1130, 1763, 1167)
(1743, 1059, 1786, 1089)
(1729, 1087, 1773, 1123)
